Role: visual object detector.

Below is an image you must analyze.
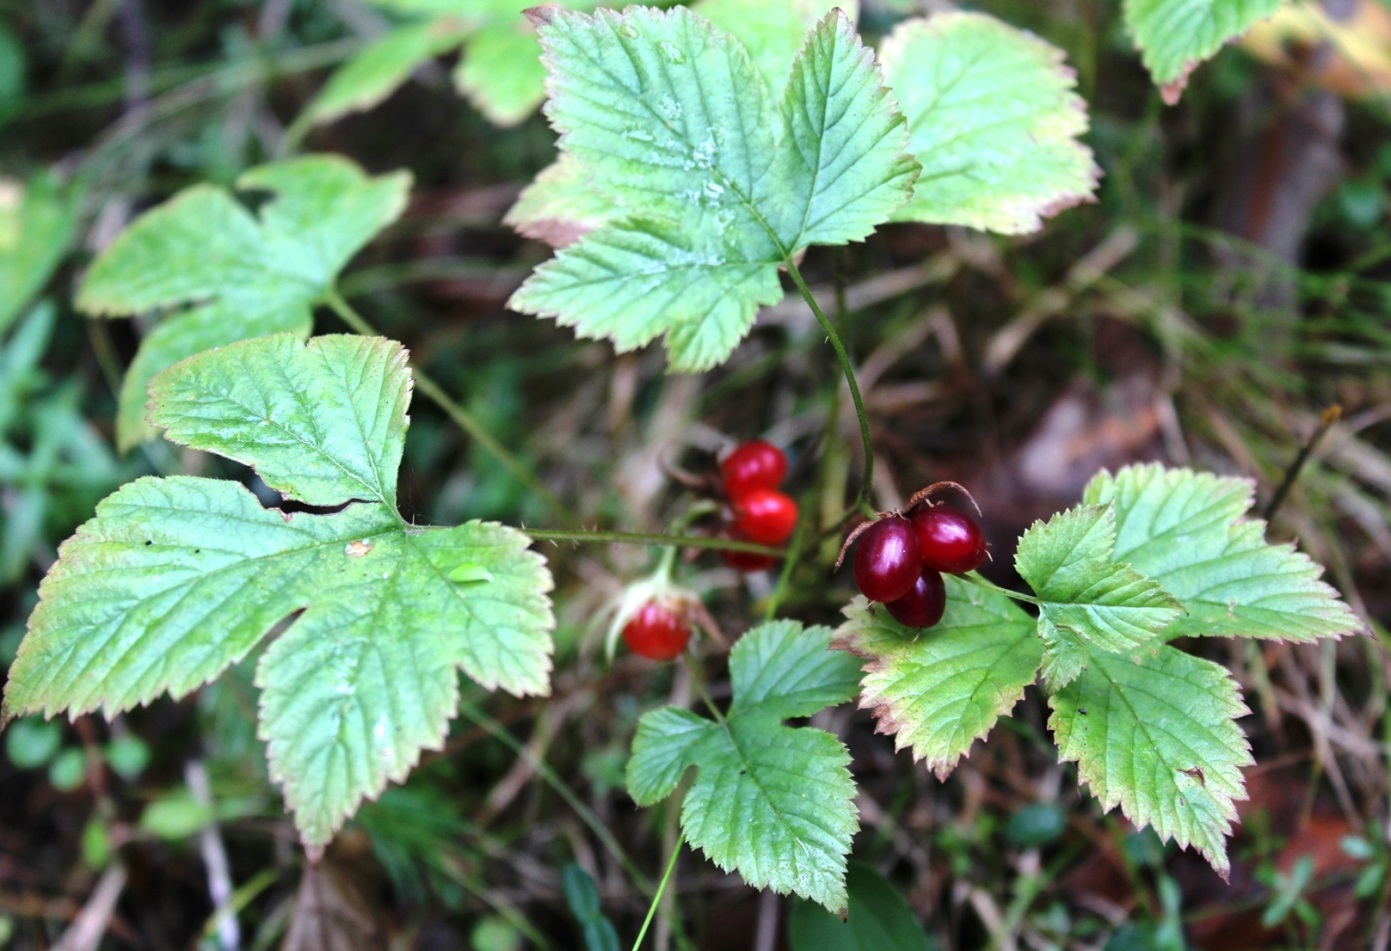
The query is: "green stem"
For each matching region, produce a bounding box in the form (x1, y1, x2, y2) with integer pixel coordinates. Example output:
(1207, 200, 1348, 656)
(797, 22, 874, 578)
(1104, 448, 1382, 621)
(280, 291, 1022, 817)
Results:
(631, 834, 684, 951)
(323, 290, 573, 523)
(456, 700, 652, 894)
(528, 528, 782, 556)
(955, 571, 1041, 606)
(783, 256, 874, 509)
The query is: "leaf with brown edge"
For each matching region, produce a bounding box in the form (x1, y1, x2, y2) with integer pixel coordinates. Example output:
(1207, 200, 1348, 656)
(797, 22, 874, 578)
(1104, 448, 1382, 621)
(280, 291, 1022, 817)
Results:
(833, 581, 1040, 778)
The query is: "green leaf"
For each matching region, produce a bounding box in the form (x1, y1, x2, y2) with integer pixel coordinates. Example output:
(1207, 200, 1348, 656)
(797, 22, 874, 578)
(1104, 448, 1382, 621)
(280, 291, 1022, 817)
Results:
(833, 579, 1041, 778)
(3, 334, 554, 856)
(1124, 0, 1282, 102)
(0, 172, 79, 335)
(696, 0, 853, 91)
(1049, 646, 1253, 879)
(453, 20, 548, 126)
(1082, 464, 1364, 643)
(509, 7, 918, 371)
(77, 155, 410, 448)
(881, 12, 1098, 234)
(626, 621, 861, 915)
(787, 862, 934, 951)
(116, 301, 312, 453)
(1016, 504, 1183, 669)
(503, 154, 618, 247)
(148, 333, 410, 508)
(302, 20, 471, 127)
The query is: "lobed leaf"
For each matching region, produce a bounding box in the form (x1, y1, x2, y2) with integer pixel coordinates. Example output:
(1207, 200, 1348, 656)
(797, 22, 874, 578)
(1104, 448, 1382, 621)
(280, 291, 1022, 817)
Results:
(626, 621, 861, 915)
(1124, 0, 1282, 102)
(881, 12, 1098, 234)
(77, 155, 410, 448)
(509, 6, 917, 371)
(1083, 464, 1364, 643)
(1016, 504, 1183, 659)
(833, 580, 1041, 778)
(1049, 646, 1253, 879)
(3, 334, 554, 856)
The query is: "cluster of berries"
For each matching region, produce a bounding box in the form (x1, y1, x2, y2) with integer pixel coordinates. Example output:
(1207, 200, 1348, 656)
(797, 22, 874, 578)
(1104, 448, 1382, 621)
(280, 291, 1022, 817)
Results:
(620, 440, 796, 661)
(715, 440, 798, 573)
(842, 496, 987, 630)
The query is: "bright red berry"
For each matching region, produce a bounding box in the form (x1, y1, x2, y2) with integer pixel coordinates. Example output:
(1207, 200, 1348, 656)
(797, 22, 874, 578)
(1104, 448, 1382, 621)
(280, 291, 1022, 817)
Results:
(621, 600, 692, 661)
(885, 567, 946, 629)
(731, 488, 798, 545)
(912, 505, 987, 574)
(720, 440, 788, 498)
(852, 516, 922, 603)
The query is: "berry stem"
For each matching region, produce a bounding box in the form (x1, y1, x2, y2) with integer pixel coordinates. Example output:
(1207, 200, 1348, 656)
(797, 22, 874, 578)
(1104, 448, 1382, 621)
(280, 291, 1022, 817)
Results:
(955, 571, 1042, 605)
(324, 289, 573, 524)
(782, 256, 875, 511)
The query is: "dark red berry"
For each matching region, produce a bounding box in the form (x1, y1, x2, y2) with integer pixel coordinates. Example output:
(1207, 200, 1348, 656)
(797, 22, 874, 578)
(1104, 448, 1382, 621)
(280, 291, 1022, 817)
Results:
(884, 567, 946, 629)
(912, 505, 987, 574)
(621, 601, 691, 661)
(731, 488, 798, 545)
(720, 440, 787, 498)
(852, 516, 922, 603)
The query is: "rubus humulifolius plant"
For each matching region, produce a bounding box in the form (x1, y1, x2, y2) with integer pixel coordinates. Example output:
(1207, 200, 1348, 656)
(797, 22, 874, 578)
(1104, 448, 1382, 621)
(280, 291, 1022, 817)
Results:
(835, 463, 1363, 884)
(1, 333, 555, 856)
(0, 0, 1363, 933)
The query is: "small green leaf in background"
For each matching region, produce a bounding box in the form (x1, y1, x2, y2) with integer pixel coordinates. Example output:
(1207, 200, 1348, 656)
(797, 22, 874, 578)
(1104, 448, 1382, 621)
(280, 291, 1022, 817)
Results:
(4, 716, 62, 769)
(787, 863, 934, 951)
(3, 334, 555, 856)
(1015, 503, 1182, 686)
(0, 171, 79, 336)
(103, 735, 151, 780)
(626, 621, 862, 915)
(48, 747, 86, 791)
(1082, 464, 1364, 643)
(561, 863, 620, 951)
(1005, 802, 1067, 849)
(1050, 646, 1253, 880)
(1123, 0, 1282, 103)
(301, 19, 473, 128)
(0, 20, 25, 128)
(833, 579, 1041, 778)
(509, 6, 919, 371)
(76, 155, 410, 448)
(454, 19, 550, 125)
(881, 12, 1099, 234)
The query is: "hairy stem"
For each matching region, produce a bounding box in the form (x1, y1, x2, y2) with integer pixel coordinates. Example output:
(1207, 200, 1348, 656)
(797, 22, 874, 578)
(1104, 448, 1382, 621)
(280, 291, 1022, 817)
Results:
(528, 528, 782, 556)
(783, 257, 875, 510)
(956, 571, 1041, 606)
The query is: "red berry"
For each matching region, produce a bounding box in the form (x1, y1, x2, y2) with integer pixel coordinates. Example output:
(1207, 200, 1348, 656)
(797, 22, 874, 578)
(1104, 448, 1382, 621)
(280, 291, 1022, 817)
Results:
(912, 505, 987, 574)
(731, 488, 798, 545)
(852, 516, 922, 603)
(621, 600, 691, 661)
(720, 440, 787, 498)
(884, 567, 946, 629)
